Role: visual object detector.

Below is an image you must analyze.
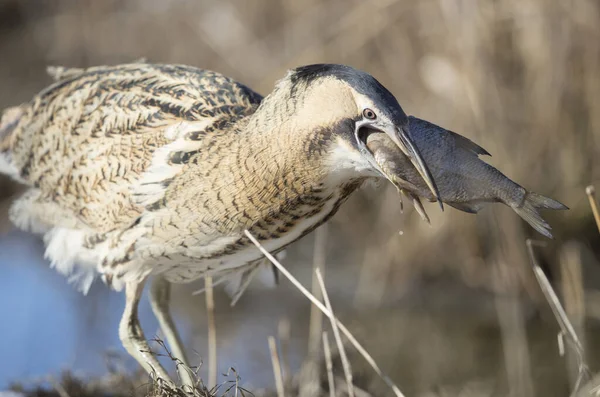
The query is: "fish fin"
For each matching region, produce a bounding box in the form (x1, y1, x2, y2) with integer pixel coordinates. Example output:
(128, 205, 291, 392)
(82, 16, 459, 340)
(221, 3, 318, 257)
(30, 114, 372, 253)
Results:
(406, 193, 430, 224)
(447, 130, 491, 156)
(447, 202, 481, 214)
(513, 192, 568, 239)
(525, 192, 569, 210)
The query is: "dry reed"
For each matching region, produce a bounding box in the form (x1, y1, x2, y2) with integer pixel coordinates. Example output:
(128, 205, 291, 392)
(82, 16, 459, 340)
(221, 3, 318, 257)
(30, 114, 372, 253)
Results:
(244, 229, 406, 397)
(322, 331, 336, 397)
(316, 268, 354, 397)
(1, 1, 600, 395)
(526, 240, 591, 397)
(587, 186, 600, 235)
(268, 336, 285, 397)
(204, 276, 217, 388)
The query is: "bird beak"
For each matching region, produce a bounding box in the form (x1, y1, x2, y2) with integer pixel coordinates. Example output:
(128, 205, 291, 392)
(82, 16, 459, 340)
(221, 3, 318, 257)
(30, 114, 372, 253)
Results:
(356, 118, 442, 210)
(386, 124, 443, 210)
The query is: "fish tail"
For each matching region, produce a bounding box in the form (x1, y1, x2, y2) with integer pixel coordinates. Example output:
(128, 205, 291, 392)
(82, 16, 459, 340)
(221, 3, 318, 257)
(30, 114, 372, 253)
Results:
(513, 192, 568, 239)
(526, 192, 569, 211)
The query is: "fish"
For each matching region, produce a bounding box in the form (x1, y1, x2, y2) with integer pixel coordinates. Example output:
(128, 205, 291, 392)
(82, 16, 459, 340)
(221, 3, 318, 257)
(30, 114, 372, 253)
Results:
(366, 116, 568, 238)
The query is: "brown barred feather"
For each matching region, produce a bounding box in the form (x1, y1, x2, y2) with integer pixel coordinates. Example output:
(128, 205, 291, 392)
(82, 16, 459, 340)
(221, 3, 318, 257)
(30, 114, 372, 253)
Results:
(0, 63, 365, 290)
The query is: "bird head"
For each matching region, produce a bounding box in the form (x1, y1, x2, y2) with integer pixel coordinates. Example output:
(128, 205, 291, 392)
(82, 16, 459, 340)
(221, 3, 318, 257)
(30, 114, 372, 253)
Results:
(277, 64, 441, 207)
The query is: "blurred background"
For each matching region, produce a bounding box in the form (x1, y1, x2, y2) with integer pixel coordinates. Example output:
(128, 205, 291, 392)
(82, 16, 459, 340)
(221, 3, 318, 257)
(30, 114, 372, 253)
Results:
(0, 0, 599, 396)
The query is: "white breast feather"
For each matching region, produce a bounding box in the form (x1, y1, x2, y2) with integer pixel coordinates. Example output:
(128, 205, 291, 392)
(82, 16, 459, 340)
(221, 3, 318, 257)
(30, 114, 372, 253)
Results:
(43, 228, 102, 294)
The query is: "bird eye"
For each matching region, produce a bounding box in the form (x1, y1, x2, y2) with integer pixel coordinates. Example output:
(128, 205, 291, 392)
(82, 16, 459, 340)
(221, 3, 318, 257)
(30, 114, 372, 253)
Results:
(363, 108, 376, 120)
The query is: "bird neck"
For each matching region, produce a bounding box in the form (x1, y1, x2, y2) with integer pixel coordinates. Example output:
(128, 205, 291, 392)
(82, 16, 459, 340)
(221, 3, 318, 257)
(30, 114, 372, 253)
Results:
(231, 97, 364, 206)
(185, 92, 365, 236)
(223, 80, 371, 226)
(224, 119, 364, 238)
(235, 119, 331, 194)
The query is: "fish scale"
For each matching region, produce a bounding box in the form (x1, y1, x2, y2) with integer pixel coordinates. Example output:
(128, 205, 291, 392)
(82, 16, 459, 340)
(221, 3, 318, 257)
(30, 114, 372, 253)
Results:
(366, 116, 568, 238)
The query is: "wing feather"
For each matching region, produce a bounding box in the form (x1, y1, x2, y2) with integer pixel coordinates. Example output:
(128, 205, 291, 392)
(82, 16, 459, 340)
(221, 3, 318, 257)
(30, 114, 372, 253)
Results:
(6, 63, 262, 233)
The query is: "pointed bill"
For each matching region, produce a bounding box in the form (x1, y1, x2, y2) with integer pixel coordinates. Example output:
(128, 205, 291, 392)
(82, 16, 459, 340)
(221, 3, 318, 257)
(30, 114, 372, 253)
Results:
(389, 125, 443, 210)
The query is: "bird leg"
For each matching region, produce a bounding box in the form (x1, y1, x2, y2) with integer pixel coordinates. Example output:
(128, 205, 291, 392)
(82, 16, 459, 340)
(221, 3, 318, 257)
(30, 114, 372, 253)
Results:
(119, 279, 171, 384)
(149, 276, 196, 389)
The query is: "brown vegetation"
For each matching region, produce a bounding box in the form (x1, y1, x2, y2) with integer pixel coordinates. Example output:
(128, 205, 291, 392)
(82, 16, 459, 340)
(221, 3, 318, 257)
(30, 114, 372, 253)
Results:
(1, 0, 600, 396)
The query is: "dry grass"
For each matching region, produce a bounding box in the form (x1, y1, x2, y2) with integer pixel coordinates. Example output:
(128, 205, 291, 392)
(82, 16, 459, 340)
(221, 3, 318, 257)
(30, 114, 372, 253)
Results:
(587, 186, 600, 235)
(204, 277, 217, 390)
(245, 230, 405, 397)
(526, 240, 590, 396)
(9, 368, 247, 397)
(1, 0, 600, 396)
(268, 336, 285, 397)
(315, 268, 354, 397)
(322, 332, 335, 397)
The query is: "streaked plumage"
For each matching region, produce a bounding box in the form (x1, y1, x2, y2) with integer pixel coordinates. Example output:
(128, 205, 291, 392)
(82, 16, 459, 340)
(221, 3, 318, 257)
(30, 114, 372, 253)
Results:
(0, 64, 360, 291)
(0, 63, 440, 385)
(366, 116, 568, 238)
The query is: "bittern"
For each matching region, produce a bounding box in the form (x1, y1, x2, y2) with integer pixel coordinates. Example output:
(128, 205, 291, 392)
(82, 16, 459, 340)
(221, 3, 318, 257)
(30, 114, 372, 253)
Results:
(0, 63, 442, 385)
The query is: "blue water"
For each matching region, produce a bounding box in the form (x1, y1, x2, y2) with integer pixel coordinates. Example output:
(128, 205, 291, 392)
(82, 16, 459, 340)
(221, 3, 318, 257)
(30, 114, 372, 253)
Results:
(0, 229, 158, 388)
(0, 229, 308, 391)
